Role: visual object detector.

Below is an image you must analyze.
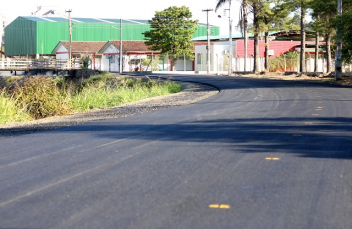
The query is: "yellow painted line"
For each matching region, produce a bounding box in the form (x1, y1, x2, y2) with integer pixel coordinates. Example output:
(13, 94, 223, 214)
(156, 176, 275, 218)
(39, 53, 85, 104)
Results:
(209, 204, 231, 209)
(305, 122, 313, 125)
(316, 107, 323, 109)
(266, 157, 280, 160)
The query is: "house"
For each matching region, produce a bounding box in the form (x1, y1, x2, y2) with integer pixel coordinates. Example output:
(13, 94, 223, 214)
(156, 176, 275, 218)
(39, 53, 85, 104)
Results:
(98, 41, 210, 72)
(52, 41, 106, 69)
(98, 40, 161, 72)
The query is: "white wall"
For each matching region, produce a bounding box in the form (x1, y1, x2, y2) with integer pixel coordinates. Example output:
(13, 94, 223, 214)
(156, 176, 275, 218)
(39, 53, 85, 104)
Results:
(174, 56, 193, 71)
(55, 44, 69, 60)
(195, 44, 231, 73)
(100, 44, 120, 72)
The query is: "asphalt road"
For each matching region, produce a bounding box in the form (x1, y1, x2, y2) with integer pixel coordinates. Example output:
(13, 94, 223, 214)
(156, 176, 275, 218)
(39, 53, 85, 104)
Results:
(1, 74, 352, 229)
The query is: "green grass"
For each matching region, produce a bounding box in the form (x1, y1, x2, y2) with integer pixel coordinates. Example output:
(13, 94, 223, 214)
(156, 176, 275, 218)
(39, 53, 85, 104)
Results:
(72, 78, 182, 112)
(0, 74, 183, 123)
(0, 89, 32, 124)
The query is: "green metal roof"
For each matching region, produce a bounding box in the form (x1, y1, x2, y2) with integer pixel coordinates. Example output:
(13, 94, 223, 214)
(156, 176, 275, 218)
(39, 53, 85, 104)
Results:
(5, 16, 220, 56)
(21, 16, 151, 24)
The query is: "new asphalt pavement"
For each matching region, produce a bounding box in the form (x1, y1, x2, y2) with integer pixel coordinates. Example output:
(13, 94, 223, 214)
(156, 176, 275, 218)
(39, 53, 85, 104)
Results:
(1, 74, 352, 229)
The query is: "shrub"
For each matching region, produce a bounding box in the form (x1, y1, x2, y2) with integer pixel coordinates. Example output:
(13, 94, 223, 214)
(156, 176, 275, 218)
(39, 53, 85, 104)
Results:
(0, 89, 31, 124)
(13, 76, 72, 119)
(71, 78, 182, 112)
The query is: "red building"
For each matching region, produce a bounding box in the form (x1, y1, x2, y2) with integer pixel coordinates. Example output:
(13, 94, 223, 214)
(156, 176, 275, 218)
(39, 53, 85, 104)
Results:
(235, 40, 323, 58)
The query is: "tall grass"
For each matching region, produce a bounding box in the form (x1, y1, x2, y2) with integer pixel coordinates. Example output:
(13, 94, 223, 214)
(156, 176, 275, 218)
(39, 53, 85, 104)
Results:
(72, 78, 182, 112)
(13, 76, 72, 119)
(0, 74, 182, 123)
(0, 89, 31, 124)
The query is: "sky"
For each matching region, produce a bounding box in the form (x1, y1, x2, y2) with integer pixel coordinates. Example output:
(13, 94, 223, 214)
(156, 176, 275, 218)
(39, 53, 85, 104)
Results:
(0, 0, 242, 35)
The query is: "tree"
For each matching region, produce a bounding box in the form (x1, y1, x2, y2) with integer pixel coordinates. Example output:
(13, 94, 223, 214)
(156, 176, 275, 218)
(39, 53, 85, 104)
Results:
(282, 0, 312, 73)
(309, 0, 337, 72)
(336, 2, 352, 63)
(261, 0, 297, 72)
(143, 6, 198, 62)
(216, 0, 249, 72)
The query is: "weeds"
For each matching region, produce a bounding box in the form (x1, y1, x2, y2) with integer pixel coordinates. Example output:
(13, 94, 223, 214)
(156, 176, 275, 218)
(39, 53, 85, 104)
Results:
(13, 76, 72, 119)
(0, 89, 32, 124)
(0, 73, 182, 123)
(72, 77, 182, 111)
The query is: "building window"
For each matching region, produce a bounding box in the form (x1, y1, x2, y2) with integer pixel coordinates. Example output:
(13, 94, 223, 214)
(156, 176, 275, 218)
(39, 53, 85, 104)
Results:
(197, 53, 202, 64)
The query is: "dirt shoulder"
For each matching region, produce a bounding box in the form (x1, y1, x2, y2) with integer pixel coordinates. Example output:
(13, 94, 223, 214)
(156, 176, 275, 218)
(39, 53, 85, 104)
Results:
(235, 72, 352, 86)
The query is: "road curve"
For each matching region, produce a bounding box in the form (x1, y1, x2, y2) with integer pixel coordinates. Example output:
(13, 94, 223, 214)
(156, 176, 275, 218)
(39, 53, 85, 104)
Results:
(1, 74, 352, 229)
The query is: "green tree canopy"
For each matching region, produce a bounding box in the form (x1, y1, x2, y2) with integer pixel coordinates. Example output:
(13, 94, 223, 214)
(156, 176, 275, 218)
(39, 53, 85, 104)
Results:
(143, 6, 198, 60)
(336, 2, 352, 63)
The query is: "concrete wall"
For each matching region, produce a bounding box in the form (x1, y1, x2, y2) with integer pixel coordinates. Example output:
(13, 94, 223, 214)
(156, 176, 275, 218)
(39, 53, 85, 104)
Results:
(55, 44, 69, 59)
(195, 45, 230, 73)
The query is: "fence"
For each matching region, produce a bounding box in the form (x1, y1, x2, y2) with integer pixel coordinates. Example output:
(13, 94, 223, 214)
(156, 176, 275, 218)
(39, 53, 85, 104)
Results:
(232, 57, 352, 74)
(0, 59, 83, 71)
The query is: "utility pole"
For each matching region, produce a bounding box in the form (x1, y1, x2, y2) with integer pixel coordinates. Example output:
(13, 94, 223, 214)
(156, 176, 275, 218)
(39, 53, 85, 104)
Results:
(243, 0, 248, 72)
(228, 2, 233, 75)
(66, 9, 72, 69)
(335, 0, 343, 80)
(120, 19, 123, 73)
(202, 9, 213, 74)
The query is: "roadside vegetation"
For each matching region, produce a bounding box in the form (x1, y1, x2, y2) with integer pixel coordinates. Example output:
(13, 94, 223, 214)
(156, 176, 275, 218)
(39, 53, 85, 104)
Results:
(0, 72, 182, 124)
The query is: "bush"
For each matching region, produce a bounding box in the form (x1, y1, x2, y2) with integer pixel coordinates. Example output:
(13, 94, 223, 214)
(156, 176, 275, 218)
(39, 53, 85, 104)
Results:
(13, 76, 72, 119)
(0, 89, 31, 124)
(0, 73, 183, 123)
(71, 78, 182, 112)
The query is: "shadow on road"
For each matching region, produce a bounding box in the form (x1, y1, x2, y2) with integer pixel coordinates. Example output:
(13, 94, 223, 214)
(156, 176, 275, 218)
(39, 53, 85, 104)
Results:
(58, 117, 352, 160)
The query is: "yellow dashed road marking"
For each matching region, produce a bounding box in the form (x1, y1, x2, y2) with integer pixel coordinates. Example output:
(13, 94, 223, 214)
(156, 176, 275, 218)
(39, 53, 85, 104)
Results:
(266, 157, 280, 160)
(209, 204, 230, 209)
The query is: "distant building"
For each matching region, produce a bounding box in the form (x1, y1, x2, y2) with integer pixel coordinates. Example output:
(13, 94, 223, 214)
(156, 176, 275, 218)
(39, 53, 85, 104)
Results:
(0, 12, 7, 58)
(4, 16, 219, 58)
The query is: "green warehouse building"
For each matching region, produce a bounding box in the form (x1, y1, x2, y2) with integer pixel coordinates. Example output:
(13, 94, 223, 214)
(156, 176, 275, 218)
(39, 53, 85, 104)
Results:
(4, 16, 220, 58)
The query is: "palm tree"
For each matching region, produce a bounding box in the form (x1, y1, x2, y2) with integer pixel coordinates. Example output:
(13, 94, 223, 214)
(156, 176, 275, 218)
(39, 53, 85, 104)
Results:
(216, 0, 249, 72)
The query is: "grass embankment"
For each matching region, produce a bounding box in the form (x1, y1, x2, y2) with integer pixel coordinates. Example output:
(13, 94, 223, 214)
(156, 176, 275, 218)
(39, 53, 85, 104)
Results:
(0, 72, 182, 124)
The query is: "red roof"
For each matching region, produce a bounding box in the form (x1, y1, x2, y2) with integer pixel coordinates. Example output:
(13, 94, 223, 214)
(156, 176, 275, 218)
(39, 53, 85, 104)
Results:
(60, 41, 106, 53)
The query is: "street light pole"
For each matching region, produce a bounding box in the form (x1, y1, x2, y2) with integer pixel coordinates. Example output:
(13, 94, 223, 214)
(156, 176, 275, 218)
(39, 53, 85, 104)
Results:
(202, 9, 213, 74)
(111, 23, 123, 73)
(66, 9, 72, 69)
(228, 2, 233, 75)
(120, 19, 123, 73)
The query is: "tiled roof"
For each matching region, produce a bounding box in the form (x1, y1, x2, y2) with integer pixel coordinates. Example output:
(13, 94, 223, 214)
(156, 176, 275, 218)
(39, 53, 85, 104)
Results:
(108, 40, 212, 52)
(60, 41, 106, 53)
(109, 40, 152, 52)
